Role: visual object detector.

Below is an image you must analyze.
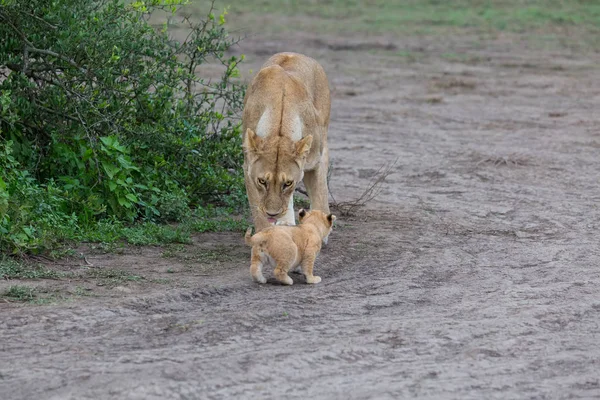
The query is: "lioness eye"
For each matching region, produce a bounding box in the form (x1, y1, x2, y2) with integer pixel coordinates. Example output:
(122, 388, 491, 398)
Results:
(258, 178, 267, 186)
(283, 181, 293, 188)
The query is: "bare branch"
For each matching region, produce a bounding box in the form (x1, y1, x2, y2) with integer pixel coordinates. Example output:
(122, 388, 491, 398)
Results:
(18, 10, 58, 30)
(25, 46, 87, 74)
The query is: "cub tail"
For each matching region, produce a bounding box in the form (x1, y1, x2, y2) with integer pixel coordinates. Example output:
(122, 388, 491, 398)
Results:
(244, 227, 254, 246)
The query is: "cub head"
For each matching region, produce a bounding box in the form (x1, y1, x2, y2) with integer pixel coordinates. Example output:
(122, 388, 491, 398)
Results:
(244, 128, 312, 223)
(298, 209, 336, 239)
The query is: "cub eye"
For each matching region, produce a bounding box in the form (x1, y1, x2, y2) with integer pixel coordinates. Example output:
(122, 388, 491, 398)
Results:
(258, 178, 267, 186)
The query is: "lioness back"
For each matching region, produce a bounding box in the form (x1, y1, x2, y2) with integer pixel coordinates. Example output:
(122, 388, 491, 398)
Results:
(243, 53, 330, 168)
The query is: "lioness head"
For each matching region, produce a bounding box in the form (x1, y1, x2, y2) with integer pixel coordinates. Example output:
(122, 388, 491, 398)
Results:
(244, 128, 313, 223)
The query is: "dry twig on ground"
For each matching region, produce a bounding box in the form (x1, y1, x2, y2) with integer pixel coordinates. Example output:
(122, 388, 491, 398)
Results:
(328, 159, 397, 216)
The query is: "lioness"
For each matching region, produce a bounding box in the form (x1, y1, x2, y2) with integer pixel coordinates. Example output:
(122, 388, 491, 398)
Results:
(245, 209, 336, 285)
(242, 52, 331, 233)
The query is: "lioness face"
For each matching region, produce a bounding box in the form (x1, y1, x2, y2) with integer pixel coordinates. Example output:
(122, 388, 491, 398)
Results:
(244, 128, 312, 223)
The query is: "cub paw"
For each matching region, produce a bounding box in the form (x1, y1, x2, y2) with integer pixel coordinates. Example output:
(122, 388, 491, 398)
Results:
(306, 276, 321, 284)
(253, 275, 267, 284)
(280, 276, 294, 285)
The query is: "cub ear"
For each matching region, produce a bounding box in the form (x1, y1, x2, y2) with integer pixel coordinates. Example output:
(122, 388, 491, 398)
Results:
(298, 209, 307, 220)
(295, 135, 313, 159)
(243, 128, 261, 154)
(327, 214, 336, 225)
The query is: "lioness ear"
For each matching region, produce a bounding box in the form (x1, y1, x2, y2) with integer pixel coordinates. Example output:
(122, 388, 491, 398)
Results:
(327, 214, 336, 225)
(243, 128, 261, 154)
(295, 135, 313, 159)
(298, 209, 307, 220)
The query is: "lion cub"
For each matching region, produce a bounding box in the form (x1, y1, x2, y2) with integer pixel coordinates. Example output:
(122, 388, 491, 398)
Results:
(244, 209, 335, 285)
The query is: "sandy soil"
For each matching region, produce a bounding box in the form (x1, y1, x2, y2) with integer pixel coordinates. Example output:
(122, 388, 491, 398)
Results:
(2, 29, 600, 399)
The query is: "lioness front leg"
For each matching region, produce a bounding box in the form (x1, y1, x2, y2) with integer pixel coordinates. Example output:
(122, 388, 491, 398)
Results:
(301, 254, 321, 284)
(303, 147, 330, 215)
(244, 173, 271, 232)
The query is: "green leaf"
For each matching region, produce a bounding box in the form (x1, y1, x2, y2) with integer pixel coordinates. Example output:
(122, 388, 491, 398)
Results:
(101, 161, 120, 180)
(117, 196, 132, 208)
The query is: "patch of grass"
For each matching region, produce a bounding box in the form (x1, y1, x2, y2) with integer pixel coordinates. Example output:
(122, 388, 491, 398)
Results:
(47, 248, 77, 260)
(162, 244, 187, 258)
(150, 277, 173, 284)
(393, 50, 423, 63)
(78, 220, 191, 246)
(192, 218, 247, 233)
(85, 268, 143, 286)
(424, 96, 444, 104)
(0, 257, 61, 280)
(430, 77, 477, 91)
(199, 246, 238, 262)
(77, 206, 247, 249)
(476, 153, 531, 167)
(122, 223, 192, 246)
(293, 194, 311, 210)
(74, 286, 95, 297)
(440, 52, 483, 64)
(191, 207, 248, 233)
(3, 285, 37, 302)
(188, 0, 600, 49)
(3, 285, 68, 304)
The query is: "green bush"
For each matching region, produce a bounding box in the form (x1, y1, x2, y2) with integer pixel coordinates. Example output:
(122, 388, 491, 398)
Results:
(0, 0, 246, 253)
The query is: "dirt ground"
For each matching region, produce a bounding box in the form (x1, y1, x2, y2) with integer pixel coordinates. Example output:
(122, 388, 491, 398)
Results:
(2, 26, 600, 400)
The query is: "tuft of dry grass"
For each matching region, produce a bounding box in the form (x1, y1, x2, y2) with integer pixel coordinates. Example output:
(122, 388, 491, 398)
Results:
(430, 77, 477, 91)
(329, 160, 397, 216)
(476, 153, 531, 167)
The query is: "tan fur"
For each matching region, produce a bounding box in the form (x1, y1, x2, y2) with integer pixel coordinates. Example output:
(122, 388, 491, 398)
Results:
(244, 209, 336, 285)
(242, 52, 331, 232)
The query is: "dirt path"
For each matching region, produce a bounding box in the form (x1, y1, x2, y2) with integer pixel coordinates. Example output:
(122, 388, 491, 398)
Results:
(2, 31, 600, 399)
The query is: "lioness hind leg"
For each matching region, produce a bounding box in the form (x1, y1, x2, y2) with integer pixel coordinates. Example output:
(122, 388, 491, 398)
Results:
(273, 264, 293, 285)
(250, 247, 266, 284)
(303, 147, 330, 218)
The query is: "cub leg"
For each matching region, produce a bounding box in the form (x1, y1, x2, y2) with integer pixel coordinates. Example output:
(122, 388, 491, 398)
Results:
(273, 263, 294, 285)
(301, 253, 321, 284)
(250, 247, 266, 284)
